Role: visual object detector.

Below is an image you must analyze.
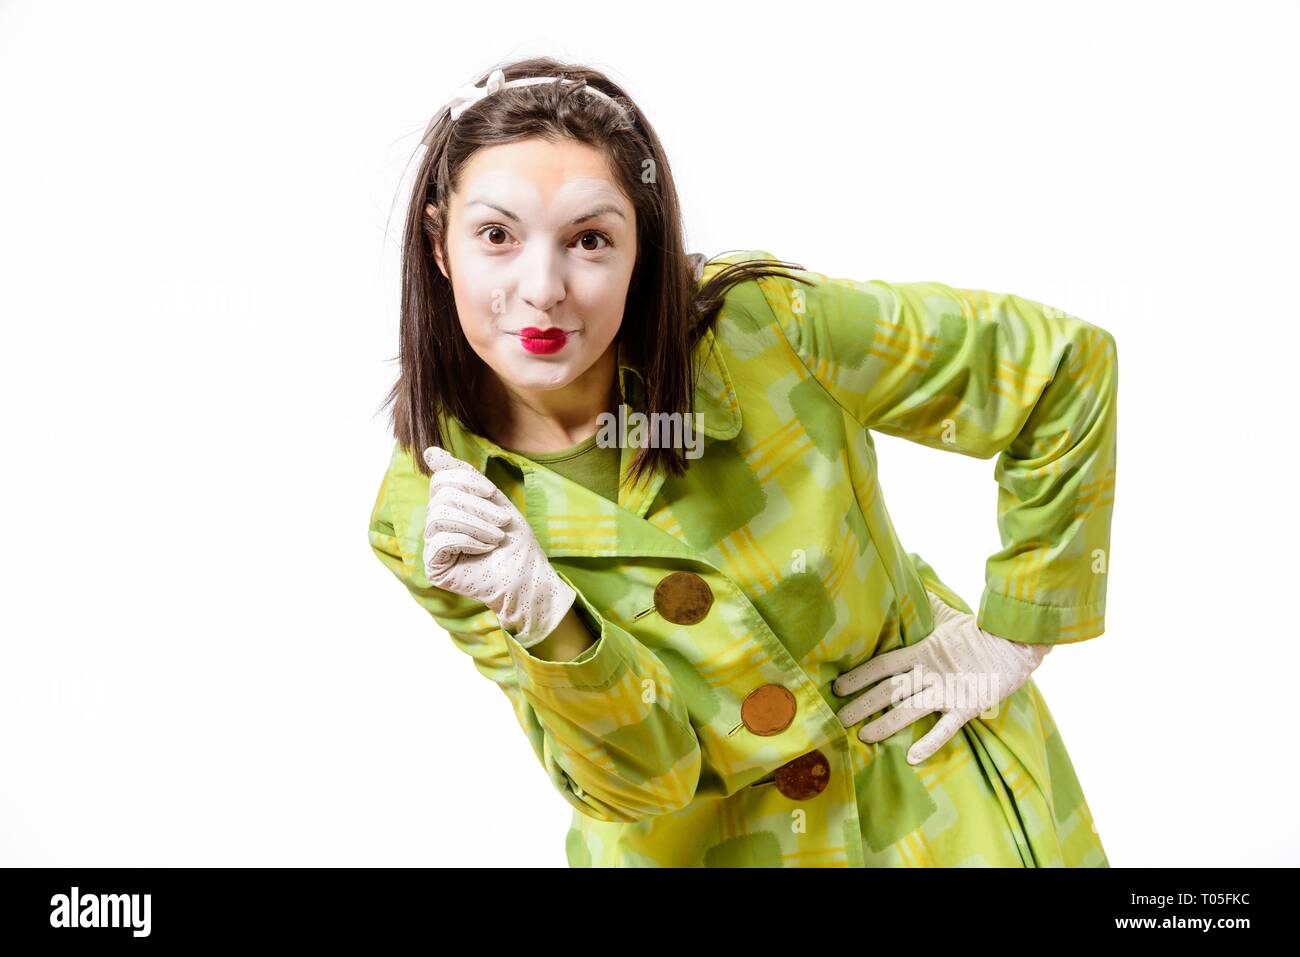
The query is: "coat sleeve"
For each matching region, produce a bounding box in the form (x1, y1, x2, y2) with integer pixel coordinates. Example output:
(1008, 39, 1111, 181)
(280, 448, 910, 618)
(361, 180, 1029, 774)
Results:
(750, 255, 1118, 646)
(368, 468, 703, 824)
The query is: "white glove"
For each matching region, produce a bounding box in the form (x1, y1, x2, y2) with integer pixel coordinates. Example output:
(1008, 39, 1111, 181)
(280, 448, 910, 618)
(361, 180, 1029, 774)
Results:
(832, 589, 1052, 765)
(421, 445, 577, 649)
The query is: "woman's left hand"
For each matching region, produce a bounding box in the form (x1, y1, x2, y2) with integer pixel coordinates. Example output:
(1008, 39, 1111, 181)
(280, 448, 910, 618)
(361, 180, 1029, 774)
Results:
(832, 590, 1052, 765)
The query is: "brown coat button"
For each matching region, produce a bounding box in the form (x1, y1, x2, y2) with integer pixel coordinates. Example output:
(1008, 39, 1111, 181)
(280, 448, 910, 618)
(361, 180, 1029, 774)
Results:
(653, 572, 713, 625)
(774, 749, 831, 801)
(741, 684, 797, 736)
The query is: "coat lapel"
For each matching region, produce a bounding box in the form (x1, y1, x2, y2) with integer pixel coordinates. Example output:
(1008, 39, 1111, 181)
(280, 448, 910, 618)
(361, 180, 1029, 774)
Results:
(442, 326, 742, 559)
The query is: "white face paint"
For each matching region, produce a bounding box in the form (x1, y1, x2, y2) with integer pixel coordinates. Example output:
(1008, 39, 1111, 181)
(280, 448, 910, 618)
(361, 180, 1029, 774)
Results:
(432, 137, 637, 405)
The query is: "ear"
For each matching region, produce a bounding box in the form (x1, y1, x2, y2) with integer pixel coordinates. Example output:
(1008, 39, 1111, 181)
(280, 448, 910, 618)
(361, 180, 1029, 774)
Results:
(426, 203, 448, 279)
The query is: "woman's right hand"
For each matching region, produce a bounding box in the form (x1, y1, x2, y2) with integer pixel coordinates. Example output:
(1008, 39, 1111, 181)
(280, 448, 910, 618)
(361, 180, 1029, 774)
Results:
(421, 445, 576, 649)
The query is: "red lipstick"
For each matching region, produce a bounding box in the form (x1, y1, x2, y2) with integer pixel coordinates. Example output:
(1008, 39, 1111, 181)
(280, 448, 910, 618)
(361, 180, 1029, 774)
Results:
(517, 326, 570, 355)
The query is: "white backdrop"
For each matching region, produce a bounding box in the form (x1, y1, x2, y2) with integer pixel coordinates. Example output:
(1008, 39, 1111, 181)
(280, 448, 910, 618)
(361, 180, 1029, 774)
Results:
(3, 0, 1296, 867)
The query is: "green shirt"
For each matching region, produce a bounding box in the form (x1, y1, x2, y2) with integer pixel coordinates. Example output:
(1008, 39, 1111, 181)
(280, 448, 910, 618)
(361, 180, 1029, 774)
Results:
(501, 431, 621, 504)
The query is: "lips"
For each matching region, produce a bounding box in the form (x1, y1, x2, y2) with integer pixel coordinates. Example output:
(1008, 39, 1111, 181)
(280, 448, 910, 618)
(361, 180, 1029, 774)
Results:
(515, 326, 571, 355)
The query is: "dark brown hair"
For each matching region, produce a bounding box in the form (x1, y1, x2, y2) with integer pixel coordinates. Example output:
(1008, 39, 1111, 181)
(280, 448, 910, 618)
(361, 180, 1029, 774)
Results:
(379, 56, 810, 490)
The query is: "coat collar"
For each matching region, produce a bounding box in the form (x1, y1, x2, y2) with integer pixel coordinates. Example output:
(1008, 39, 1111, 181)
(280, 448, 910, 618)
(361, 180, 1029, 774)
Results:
(441, 324, 741, 532)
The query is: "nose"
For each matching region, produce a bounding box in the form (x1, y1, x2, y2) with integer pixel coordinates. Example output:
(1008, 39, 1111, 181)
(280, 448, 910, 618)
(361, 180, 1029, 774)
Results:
(515, 244, 566, 314)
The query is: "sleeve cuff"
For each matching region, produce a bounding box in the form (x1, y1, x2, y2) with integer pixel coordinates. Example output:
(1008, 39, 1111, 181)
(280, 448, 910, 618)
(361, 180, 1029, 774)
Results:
(978, 588, 1107, 645)
(502, 572, 631, 690)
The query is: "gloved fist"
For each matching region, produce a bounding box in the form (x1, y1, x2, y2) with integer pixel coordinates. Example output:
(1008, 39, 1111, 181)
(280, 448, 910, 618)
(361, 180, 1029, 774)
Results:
(832, 589, 1052, 765)
(421, 445, 576, 649)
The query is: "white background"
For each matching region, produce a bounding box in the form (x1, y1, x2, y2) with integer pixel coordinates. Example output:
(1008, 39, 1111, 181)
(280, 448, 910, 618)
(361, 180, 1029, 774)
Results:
(3, 0, 1296, 867)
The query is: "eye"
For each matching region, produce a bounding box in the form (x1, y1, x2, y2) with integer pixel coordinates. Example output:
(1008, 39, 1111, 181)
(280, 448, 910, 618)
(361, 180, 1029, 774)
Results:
(475, 225, 514, 247)
(574, 230, 613, 252)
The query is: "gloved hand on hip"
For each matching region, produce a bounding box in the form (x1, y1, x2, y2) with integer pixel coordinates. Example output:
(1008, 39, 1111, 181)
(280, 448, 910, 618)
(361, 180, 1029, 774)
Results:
(832, 589, 1052, 765)
(421, 445, 576, 649)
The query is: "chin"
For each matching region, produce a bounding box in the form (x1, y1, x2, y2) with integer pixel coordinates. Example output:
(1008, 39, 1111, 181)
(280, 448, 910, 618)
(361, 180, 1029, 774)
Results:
(496, 361, 578, 391)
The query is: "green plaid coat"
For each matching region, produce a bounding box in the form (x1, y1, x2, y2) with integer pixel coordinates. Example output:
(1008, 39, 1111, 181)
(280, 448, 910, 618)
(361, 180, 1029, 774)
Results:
(368, 250, 1118, 867)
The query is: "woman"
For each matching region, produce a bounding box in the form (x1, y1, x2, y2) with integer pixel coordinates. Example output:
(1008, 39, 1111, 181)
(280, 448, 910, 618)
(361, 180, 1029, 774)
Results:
(368, 56, 1118, 867)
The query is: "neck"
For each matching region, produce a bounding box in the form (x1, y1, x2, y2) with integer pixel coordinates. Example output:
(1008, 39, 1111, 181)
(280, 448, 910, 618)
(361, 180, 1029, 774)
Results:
(485, 342, 622, 454)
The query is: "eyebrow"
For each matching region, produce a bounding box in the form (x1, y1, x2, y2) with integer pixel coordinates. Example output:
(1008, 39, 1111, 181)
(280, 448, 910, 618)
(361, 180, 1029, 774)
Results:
(465, 199, 627, 226)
